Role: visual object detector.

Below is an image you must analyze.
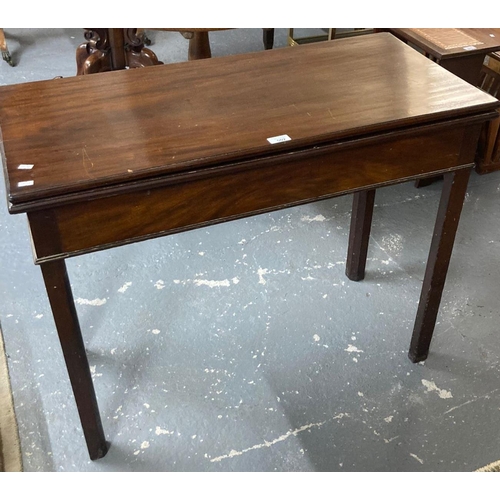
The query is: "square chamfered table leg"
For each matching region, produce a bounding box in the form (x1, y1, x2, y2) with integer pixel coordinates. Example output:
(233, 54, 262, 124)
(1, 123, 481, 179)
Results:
(345, 189, 376, 282)
(346, 169, 472, 362)
(408, 167, 472, 362)
(40, 259, 108, 460)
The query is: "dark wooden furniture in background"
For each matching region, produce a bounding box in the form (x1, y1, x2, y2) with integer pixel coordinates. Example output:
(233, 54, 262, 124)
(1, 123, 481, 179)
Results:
(287, 28, 373, 46)
(77, 28, 275, 74)
(76, 28, 162, 75)
(0, 28, 13, 66)
(387, 29, 500, 87)
(1, 33, 497, 460)
(150, 29, 275, 60)
(383, 29, 500, 183)
(477, 52, 500, 173)
(141, 28, 232, 60)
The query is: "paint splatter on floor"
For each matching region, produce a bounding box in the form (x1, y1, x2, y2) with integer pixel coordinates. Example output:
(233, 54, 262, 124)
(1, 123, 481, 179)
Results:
(421, 379, 453, 399)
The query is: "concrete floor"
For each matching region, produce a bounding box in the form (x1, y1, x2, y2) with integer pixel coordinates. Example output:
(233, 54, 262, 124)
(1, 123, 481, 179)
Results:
(1, 28, 500, 472)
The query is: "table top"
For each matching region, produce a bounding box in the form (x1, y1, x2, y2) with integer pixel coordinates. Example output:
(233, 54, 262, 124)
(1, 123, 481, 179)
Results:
(0, 32, 498, 209)
(389, 29, 500, 59)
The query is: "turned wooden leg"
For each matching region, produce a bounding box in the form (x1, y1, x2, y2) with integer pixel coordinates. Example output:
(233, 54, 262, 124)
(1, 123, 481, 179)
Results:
(346, 189, 376, 281)
(408, 168, 471, 363)
(189, 31, 211, 60)
(40, 259, 108, 460)
(108, 28, 126, 70)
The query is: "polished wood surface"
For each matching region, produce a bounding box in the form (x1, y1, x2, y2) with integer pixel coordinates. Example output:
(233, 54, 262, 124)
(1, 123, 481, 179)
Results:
(384, 28, 500, 184)
(385, 29, 500, 88)
(1, 33, 497, 209)
(1, 33, 498, 460)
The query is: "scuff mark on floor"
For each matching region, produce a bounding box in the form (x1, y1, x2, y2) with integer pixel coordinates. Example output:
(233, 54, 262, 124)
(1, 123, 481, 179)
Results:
(410, 453, 424, 464)
(257, 268, 269, 285)
(209, 414, 349, 463)
(345, 345, 364, 353)
(75, 297, 107, 306)
(421, 379, 453, 399)
(194, 278, 233, 288)
(154, 280, 165, 290)
(301, 214, 326, 223)
(209, 421, 325, 462)
(118, 282, 132, 293)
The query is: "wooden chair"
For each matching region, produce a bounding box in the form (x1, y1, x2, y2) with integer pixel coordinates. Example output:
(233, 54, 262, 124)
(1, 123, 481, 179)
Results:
(476, 52, 500, 173)
(0, 29, 13, 66)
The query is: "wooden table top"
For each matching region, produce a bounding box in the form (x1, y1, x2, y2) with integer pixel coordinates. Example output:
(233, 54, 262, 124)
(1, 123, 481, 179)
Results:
(0, 32, 498, 209)
(389, 29, 500, 59)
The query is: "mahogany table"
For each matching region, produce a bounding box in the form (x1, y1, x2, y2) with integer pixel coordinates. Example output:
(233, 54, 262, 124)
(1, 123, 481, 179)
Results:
(0, 33, 498, 460)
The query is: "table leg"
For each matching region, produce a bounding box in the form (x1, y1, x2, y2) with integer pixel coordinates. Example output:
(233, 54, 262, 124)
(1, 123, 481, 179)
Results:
(188, 32, 212, 60)
(108, 28, 126, 70)
(263, 28, 274, 50)
(123, 29, 162, 69)
(408, 168, 471, 363)
(345, 189, 376, 281)
(76, 29, 112, 76)
(40, 259, 108, 460)
(76, 29, 162, 75)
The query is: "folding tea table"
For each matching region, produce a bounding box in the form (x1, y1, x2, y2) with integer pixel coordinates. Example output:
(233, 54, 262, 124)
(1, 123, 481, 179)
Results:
(0, 33, 498, 459)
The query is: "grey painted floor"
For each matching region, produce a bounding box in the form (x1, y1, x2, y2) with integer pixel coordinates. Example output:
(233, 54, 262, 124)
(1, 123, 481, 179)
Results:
(1, 28, 500, 472)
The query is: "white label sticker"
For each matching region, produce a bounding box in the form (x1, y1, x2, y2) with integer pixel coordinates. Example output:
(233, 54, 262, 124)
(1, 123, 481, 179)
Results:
(463, 45, 477, 51)
(267, 134, 291, 144)
(18, 180, 34, 187)
(18, 164, 34, 170)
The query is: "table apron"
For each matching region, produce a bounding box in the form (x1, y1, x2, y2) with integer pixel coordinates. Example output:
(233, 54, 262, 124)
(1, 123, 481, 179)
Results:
(28, 123, 473, 263)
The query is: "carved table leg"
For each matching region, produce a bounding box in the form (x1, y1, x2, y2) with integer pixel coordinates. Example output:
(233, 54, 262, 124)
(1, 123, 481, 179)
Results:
(40, 259, 108, 460)
(408, 168, 471, 362)
(76, 29, 112, 76)
(346, 189, 376, 281)
(124, 28, 163, 69)
(76, 29, 162, 76)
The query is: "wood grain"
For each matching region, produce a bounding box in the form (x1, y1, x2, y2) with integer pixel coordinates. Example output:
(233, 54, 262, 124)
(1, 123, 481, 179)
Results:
(27, 121, 478, 262)
(1, 33, 498, 208)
